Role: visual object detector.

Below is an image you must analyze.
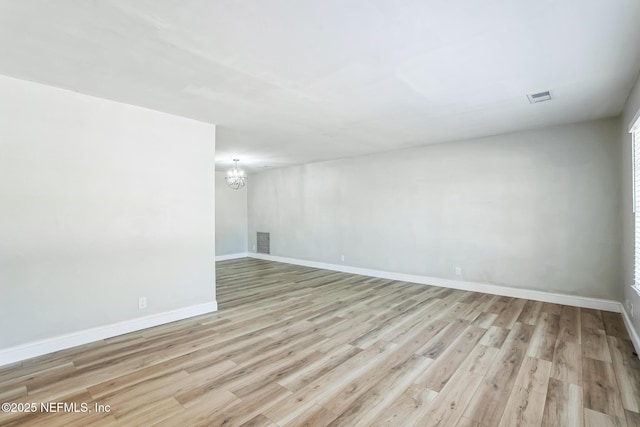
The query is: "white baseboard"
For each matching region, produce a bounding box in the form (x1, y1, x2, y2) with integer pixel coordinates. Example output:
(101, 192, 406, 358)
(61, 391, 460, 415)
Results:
(248, 253, 621, 313)
(216, 252, 248, 261)
(0, 301, 218, 368)
(620, 306, 640, 358)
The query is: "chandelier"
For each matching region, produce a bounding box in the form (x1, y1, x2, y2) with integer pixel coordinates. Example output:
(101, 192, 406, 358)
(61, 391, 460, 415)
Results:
(225, 159, 247, 190)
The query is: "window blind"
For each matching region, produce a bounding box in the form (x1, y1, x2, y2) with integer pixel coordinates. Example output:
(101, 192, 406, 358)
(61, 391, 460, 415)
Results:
(633, 117, 640, 292)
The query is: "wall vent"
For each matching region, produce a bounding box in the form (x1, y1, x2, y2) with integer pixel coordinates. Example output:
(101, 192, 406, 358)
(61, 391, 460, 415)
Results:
(527, 91, 551, 104)
(257, 232, 270, 254)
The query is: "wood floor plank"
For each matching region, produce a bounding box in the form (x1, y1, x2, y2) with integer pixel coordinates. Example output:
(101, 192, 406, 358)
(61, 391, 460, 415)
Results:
(459, 344, 500, 376)
(419, 319, 470, 359)
(514, 356, 552, 395)
(541, 378, 583, 427)
(0, 362, 77, 393)
(583, 356, 626, 418)
(601, 312, 632, 340)
(282, 404, 337, 427)
(462, 322, 534, 426)
(584, 408, 628, 427)
(114, 396, 184, 425)
(418, 325, 486, 391)
(582, 308, 612, 362)
(470, 312, 498, 329)
(498, 386, 547, 427)
(478, 325, 510, 348)
(208, 382, 293, 427)
(415, 368, 484, 427)
(238, 413, 278, 427)
(517, 300, 544, 325)
(323, 353, 432, 427)
(152, 389, 239, 427)
(469, 294, 499, 314)
(608, 336, 640, 412)
(558, 305, 581, 344)
(230, 349, 327, 398)
(371, 384, 438, 427)
(277, 344, 362, 392)
(0, 385, 27, 402)
(551, 340, 582, 385)
(455, 417, 482, 427)
(493, 298, 527, 329)
(349, 297, 441, 349)
(527, 312, 560, 362)
(626, 409, 640, 427)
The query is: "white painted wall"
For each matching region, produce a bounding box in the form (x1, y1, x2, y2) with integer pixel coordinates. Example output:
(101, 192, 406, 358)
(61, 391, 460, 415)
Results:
(215, 171, 248, 256)
(249, 119, 620, 300)
(621, 72, 640, 335)
(0, 75, 216, 349)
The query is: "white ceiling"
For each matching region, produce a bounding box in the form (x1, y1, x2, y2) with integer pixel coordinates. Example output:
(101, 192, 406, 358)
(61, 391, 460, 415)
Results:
(1, 1, 639, 172)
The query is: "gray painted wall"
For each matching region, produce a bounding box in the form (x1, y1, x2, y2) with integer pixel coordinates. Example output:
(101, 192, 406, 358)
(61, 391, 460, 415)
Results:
(621, 72, 640, 334)
(0, 75, 216, 348)
(249, 119, 621, 299)
(215, 171, 248, 256)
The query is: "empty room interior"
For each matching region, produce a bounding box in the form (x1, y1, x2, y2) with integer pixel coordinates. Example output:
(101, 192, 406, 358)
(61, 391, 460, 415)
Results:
(2, 1, 640, 426)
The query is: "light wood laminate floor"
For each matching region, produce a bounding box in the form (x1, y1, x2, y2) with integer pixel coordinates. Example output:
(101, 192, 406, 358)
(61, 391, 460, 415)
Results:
(1, 258, 639, 426)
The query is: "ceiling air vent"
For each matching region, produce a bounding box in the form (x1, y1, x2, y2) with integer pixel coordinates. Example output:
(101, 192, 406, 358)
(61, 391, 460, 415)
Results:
(527, 91, 551, 104)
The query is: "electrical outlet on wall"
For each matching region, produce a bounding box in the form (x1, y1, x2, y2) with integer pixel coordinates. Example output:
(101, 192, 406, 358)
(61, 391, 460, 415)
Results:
(253, 244, 256, 251)
(454, 267, 462, 277)
(341, 255, 345, 262)
(139, 297, 147, 309)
